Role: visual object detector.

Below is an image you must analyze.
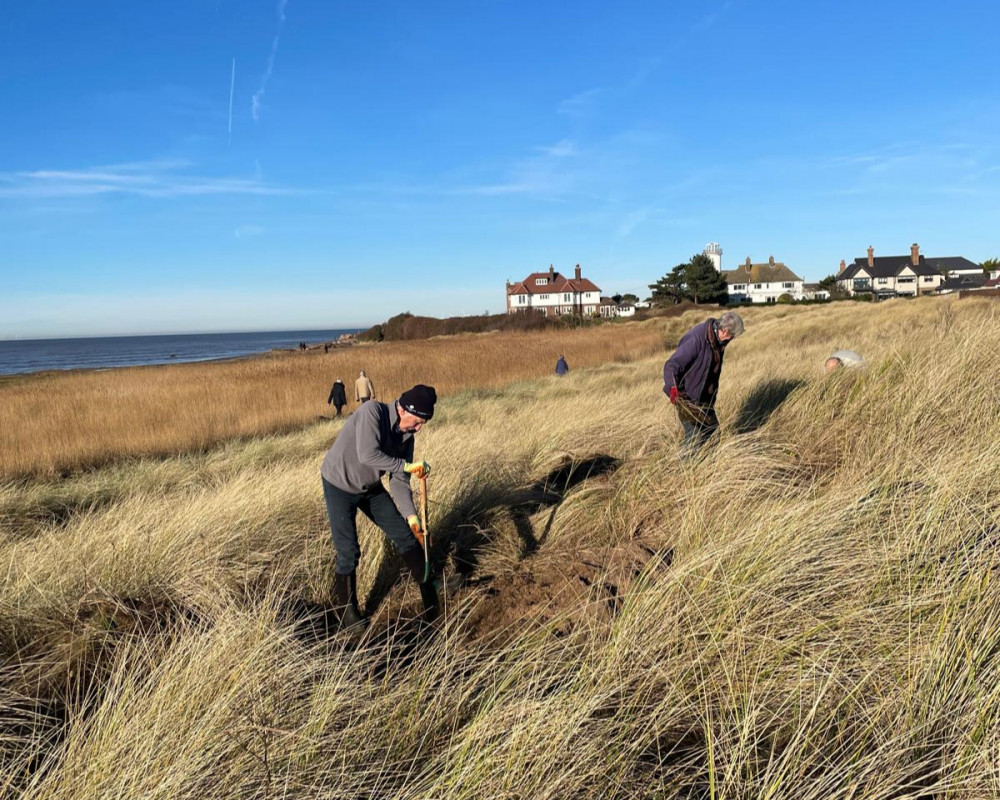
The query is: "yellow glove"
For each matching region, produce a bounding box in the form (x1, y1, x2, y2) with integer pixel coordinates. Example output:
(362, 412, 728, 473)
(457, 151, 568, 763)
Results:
(404, 460, 431, 479)
(407, 514, 426, 547)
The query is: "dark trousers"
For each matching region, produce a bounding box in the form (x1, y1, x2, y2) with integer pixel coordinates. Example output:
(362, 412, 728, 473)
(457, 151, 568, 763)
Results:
(322, 477, 418, 575)
(333, 404, 344, 418)
(679, 409, 719, 456)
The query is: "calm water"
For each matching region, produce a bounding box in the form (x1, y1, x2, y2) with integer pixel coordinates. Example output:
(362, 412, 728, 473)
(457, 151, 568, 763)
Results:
(0, 329, 361, 376)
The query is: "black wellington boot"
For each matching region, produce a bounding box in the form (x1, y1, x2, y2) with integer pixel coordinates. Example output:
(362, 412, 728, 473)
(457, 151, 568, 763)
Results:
(400, 548, 440, 622)
(333, 571, 368, 632)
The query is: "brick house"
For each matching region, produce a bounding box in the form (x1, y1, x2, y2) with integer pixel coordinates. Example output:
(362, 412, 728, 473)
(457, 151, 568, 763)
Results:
(506, 264, 601, 316)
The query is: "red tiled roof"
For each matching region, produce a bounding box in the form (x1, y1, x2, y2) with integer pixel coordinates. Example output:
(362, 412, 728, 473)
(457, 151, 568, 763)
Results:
(508, 271, 601, 295)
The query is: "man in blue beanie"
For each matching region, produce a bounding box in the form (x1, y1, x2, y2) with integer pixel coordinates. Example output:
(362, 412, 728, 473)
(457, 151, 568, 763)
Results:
(320, 383, 439, 630)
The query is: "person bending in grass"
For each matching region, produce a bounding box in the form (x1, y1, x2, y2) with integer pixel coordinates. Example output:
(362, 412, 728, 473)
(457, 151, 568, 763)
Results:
(662, 311, 744, 455)
(825, 349, 865, 372)
(320, 384, 439, 631)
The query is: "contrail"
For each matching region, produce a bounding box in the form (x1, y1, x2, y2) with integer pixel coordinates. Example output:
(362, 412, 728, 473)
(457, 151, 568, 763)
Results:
(227, 58, 236, 144)
(252, 0, 289, 121)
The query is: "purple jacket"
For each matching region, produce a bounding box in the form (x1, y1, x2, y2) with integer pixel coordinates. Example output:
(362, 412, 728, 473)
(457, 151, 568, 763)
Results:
(662, 319, 727, 408)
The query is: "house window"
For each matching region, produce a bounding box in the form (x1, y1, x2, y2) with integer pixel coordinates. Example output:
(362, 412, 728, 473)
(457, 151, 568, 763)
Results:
(922, 276, 935, 282)
(539, 294, 549, 300)
(535, 278, 548, 285)
(754, 284, 762, 289)
(517, 295, 526, 305)
(898, 277, 915, 284)
(563, 293, 570, 302)
(878, 278, 889, 284)
(782, 282, 794, 289)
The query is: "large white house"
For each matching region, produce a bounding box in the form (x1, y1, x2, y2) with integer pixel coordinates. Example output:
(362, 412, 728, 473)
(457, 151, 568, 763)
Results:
(506, 264, 601, 316)
(720, 255, 805, 303)
(835, 243, 979, 299)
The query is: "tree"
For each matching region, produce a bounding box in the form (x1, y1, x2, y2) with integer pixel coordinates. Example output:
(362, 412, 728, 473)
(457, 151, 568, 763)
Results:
(818, 274, 838, 291)
(685, 253, 729, 305)
(611, 293, 623, 304)
(982, 258, 1000, 275)
(649, 263, 690, 305)
(777, 293, 793, 304)
(620, 293, 640, 305)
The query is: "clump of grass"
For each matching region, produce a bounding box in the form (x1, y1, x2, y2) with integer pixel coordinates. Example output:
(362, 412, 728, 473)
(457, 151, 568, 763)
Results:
(3, 296, 1000, 798)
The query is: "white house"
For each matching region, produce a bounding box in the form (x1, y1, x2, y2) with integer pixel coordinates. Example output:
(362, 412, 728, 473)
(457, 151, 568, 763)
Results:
(835, 244, 977, 299)
(506, 264, 601, 316)
(598, 297, 636, 318)
(802, 283, 831, 301)
(720, 255, 805, 303)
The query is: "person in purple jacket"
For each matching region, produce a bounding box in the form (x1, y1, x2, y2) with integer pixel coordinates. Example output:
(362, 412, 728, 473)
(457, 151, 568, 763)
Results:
(662, 311, 744, 454)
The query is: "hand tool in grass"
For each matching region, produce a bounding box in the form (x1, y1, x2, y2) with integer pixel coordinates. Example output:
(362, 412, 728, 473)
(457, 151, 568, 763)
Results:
(419, 474, 430, 582)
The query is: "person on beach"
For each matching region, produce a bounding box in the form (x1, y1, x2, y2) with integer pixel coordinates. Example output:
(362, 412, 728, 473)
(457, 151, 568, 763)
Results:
(825, 349, 865, 372)
(663, 311, 745, 454)
(320, 384, 439, 630)
(555, 355, 570, 376)
(355, 370, 376, 403)
(327, 378, 347, 418)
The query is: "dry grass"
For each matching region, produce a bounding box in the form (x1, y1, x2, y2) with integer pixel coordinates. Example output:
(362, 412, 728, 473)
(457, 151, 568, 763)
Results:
(3, 296, 1000, 798)
(0, 322, 665, 480)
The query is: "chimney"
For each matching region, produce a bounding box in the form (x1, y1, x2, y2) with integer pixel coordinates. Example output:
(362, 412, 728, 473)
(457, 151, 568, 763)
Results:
(867, 246, 874, 268)
(839, 259, 846, 274)
(911, 242, 920, 266)
(574, 263, 581, 281)
(745, 256, 752, 268)
(768, 255, 775, 267)
(548, 264, 555, 282)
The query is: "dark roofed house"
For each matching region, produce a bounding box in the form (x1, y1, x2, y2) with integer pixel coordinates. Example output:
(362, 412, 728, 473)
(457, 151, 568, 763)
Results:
(836, 243, 979, 299)
(936, 273, 989, 295)
(721, 255, 804, 304)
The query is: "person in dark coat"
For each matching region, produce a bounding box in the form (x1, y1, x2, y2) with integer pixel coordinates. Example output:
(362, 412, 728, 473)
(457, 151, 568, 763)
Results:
(662, 311, 744, 454)
(327, 378, 348, 418)
(555, 355, 570, 376)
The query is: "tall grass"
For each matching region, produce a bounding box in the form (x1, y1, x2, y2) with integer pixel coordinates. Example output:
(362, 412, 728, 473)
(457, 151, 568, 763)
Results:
(2, 296, 999, 798)
(0, 322, 665, 480)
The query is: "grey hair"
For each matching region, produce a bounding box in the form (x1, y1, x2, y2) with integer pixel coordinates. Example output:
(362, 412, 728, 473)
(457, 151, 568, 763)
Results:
(718, 311, 744, 337)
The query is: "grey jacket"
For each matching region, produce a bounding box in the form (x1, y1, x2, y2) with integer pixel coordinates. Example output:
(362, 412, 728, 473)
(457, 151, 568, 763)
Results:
(320, 400, 416, 519)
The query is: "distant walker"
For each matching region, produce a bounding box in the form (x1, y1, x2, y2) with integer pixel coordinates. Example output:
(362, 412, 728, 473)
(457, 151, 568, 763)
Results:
(555, 355, 569, 376)
(355, 370, 376, 403)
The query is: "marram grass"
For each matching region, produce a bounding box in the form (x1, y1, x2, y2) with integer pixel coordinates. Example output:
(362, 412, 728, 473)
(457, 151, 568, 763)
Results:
(2, 297, 999, 798)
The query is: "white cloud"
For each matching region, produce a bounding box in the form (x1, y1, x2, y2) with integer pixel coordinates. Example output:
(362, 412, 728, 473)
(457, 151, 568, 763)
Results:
(537, 139, 577, 158)
(0, 160, 295, 199)
(557, 88, 603, 117)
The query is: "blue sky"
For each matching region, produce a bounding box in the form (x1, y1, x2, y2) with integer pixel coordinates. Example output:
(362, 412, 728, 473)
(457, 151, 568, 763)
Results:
(1, 0, 998, 337)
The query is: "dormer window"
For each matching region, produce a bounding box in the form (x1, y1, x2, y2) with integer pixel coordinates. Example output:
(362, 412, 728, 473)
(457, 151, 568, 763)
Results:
(535, 278, 548, 285)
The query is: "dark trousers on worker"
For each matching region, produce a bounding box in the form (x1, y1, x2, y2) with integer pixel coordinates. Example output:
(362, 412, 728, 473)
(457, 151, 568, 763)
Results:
(679, 407, 719, 457)
(322, 476, 418, 575)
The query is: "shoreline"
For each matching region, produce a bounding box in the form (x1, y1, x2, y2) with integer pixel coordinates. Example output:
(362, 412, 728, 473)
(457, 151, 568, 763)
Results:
(0, 333, 360, 381)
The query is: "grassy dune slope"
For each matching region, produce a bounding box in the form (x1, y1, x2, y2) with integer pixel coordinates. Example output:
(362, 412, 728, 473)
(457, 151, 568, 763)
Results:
(0, 323, 665, 481)
(2, 297, 1000, 799)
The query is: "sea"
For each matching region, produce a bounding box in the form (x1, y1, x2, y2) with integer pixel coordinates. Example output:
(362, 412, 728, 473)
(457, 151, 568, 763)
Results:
(0, 329, 362, 376)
